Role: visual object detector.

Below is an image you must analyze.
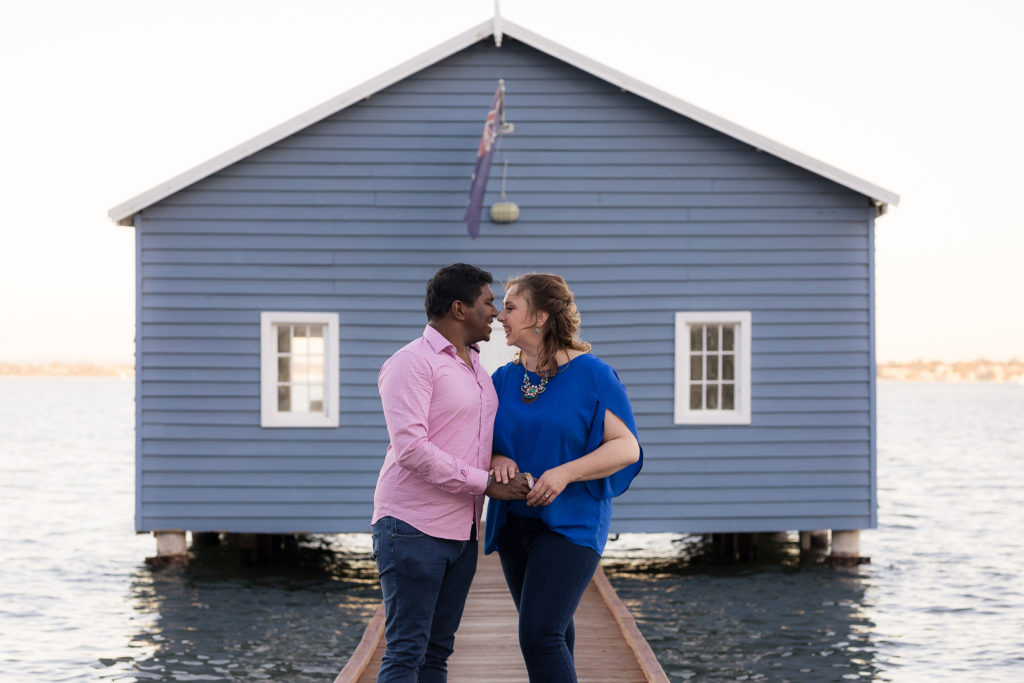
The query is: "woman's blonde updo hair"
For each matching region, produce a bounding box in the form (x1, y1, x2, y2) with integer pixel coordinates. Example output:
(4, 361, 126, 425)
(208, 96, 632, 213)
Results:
(506, 273, 591, 377)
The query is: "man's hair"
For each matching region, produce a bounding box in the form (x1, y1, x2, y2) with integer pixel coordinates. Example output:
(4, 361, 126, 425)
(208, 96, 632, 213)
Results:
(425, 263, 494, 321)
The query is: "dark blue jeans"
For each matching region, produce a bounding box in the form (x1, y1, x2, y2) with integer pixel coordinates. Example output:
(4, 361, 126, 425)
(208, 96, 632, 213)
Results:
(496, 515, 601, 683)
(371, 516, 478, 683)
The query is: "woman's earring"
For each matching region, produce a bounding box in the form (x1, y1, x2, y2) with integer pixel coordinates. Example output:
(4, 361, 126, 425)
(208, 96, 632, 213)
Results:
(534, 328, 540, 335)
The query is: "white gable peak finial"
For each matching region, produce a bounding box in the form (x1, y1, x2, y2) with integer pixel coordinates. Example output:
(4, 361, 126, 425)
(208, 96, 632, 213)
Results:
(494, 0, 503, 47)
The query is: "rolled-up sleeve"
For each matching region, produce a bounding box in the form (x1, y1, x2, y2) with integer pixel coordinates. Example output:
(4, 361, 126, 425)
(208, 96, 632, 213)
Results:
(378, 350, 490, 495)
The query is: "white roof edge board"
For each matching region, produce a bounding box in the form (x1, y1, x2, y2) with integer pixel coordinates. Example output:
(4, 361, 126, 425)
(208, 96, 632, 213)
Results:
(108, 17, 898, 226)
(500, 19, 900, 209)
(108, 19, 494, 226)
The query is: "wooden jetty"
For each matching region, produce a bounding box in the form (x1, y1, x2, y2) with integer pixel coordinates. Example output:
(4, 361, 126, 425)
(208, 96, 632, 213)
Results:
(335, 548, 668, 682)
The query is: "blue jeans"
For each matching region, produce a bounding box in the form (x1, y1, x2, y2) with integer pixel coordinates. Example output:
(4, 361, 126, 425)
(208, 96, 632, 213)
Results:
(496, 515, 601, 683)
(371, 516, 477, 683)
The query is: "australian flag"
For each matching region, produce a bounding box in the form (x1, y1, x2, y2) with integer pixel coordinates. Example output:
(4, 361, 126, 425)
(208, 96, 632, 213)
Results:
(463, 81, 505, 239)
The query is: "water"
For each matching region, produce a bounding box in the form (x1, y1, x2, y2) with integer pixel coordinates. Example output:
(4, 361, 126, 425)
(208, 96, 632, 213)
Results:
(603, 382, 1024, 681)
(1, 378, 1022, 681)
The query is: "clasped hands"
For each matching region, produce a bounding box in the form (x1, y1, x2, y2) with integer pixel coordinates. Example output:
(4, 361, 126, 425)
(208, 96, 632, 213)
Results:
(485, 454, 567, 506)
(484, 470, 532, 501)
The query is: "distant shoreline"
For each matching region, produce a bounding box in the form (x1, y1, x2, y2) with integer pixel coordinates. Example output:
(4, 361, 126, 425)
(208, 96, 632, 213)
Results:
(878, 359, 1023, 383)
(3, 359, 1022, 383)
(0, 362, 134, 378)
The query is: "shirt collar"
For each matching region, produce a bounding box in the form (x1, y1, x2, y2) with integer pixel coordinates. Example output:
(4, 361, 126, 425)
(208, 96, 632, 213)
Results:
(422, 325, 479, 357)
(423, 325, 456, 356)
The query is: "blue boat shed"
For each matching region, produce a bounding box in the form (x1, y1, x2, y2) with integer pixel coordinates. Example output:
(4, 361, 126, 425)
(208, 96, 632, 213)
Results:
(109, 15, 899, 558)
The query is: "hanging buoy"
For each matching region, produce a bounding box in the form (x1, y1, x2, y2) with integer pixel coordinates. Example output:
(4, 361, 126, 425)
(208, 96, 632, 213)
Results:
(490, 200, 520, 223)
(490, 156, 519, 223)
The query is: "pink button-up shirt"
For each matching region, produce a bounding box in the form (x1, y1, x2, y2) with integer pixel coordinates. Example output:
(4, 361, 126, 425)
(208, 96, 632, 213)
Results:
(372, 325, 499, 540)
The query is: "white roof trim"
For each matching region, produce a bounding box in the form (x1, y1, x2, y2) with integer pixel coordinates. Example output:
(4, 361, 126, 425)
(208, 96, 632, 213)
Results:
(502, 19, 899, 209)
(109, 16, 897, 226)
(108, 19, 493, 226)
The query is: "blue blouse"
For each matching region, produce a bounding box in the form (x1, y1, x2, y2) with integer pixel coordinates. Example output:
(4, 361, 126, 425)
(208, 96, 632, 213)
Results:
(483, 354, 643, 555)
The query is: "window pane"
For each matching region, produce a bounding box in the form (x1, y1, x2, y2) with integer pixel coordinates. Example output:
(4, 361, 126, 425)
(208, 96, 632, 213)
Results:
(707, 355, 719, 380)
(706, 384, 719, 410)
(308, 355, 324, 383)
(308, 327, 325, 355)
(690, 325, 703, 351)
(293, 327, 309, 355)
(706, 325, 719, 352)
(292, 356, 308, 382)
(277, 385, 291, 412)
(689, 384, 702, 410)
(277, 325, 290, 353)
(722, 325, 735, 351)
(309, 384, 324, 414)
(277, 357, 291, 382)
(722, 383, 735, 410)
(722, 354, 734, 380)
(690, 355, 703, 380)
(292, 384, 310, 413)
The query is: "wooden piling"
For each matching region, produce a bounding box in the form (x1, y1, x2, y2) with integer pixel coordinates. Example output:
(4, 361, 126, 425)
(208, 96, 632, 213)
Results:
(145, 530, 188, 567)
(799, 530, 829, 552)
(829, 529, 870, 566)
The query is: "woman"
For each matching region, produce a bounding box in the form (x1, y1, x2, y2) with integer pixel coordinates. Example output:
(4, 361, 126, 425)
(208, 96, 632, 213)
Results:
(485, 273, 642, 682)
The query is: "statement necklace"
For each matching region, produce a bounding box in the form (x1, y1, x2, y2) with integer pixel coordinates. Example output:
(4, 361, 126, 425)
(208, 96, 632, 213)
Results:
(520, 367, 549, 403)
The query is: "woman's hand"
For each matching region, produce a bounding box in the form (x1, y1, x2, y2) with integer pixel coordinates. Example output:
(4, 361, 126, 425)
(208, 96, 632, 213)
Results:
(489, 454, 518, 484)
(526, 465, 571, 507)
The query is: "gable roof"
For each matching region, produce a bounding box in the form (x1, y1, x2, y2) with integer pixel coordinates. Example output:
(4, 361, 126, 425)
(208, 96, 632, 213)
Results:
(108, 17, 899, 226)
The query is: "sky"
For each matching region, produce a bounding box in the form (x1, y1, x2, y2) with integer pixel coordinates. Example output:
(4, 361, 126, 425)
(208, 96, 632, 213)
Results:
(1, 0, 1021, 364)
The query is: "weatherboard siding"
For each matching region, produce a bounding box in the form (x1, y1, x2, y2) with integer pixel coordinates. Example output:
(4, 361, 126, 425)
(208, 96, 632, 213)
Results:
(135, 38, 875, 534)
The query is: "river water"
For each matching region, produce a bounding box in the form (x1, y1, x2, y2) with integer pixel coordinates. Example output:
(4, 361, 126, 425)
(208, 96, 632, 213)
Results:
(1, 378, 1022, 681)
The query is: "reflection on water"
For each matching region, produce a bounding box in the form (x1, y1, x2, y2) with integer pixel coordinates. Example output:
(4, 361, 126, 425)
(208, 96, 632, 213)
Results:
(111, 535, 380, 681)
(603, 533, 879, 681)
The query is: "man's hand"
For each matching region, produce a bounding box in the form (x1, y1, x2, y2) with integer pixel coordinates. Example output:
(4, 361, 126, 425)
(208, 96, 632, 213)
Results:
(485, 471, 532, 500)
(489, 454, 518, 484)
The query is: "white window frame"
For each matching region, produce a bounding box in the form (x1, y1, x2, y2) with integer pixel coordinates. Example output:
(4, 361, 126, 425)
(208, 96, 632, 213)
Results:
(674, 311, 752, 425)
(260, 311, 339, 428)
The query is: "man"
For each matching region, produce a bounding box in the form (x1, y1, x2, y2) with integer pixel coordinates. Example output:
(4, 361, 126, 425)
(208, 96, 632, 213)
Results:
(372, 263, 530, 682)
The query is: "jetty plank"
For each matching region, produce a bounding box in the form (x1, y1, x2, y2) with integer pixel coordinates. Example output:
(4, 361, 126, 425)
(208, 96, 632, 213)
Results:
(334, 602, 385, 683)
(336, 548, 668, 682)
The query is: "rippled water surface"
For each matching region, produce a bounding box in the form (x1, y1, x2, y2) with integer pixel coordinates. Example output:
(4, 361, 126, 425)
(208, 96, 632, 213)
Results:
(1, 378, 1023, 681)
(604, 382, 1024, 681)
